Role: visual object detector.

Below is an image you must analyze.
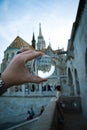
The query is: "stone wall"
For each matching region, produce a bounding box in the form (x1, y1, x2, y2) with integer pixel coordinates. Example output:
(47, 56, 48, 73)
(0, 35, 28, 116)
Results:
(67, 0, 87, 119)
(72, 1, 87, 119)
(0, 96, 52, 124)
(61, 96, 82, 112)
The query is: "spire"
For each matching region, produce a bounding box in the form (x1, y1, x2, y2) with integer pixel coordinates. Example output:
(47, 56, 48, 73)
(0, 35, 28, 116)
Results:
(37, 23, 46, 50)
(47, 39, 52, 50)
(32, 32, 35, 41)
(39, 23, 43, 37)
(31, 32, 36, 49)
(49, 40, 52, 48)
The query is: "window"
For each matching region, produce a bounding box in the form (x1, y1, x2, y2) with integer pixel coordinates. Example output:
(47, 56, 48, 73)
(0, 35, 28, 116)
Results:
(74, 69, 80, 95)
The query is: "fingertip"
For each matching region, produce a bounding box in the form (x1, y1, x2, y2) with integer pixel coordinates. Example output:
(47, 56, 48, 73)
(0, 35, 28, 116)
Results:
(41, 78, 48, 82)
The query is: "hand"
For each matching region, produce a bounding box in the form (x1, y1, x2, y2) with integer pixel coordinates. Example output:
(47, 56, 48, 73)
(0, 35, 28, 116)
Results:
(1, 49, 47, 87)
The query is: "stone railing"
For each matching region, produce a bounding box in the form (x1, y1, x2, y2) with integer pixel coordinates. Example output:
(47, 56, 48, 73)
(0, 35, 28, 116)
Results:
(6, 117, 39, 130)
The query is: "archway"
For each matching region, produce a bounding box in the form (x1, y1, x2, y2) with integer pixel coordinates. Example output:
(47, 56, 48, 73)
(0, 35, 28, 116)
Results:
(74, 69, 80, 95)
(68, 68, 74, 95)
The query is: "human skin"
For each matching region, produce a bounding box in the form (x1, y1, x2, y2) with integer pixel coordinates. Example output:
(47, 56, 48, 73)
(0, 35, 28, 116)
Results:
(1, 48, 47, 88)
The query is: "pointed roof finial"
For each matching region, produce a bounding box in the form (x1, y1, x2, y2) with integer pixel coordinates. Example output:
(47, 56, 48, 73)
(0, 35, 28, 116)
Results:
(49, 39, 51, 47)
(32, 32, 35, 41)
(31, 32, 36, 49)
(39, 23, 42, 37)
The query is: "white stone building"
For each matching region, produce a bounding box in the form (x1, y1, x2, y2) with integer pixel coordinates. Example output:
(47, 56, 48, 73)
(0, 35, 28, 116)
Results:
(1, 24, 68, 97)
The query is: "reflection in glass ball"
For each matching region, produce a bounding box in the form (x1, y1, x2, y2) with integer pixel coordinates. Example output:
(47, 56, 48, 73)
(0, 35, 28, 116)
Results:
(36, 55, 55, 78)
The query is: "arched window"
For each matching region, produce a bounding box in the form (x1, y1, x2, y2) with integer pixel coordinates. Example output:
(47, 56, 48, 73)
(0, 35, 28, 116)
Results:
(85, 48, 87, 74)
(68, 68, 73, 86)
(74, 69, 80, 95)
(68, 68, 74, 95)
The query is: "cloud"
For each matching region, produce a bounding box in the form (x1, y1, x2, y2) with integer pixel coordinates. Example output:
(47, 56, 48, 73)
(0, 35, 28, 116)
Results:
(0, 0, 79, 64)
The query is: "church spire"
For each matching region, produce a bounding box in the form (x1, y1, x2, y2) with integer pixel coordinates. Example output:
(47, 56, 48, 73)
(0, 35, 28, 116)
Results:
(39, 23, 43, 37)
(31, 32, 36, 49)
(49, 40, 52, 48)
(37, 23, 46, 50)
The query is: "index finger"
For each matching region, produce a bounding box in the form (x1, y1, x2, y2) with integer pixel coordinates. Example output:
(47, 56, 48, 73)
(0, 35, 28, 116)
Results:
(24, 51, 44, 62)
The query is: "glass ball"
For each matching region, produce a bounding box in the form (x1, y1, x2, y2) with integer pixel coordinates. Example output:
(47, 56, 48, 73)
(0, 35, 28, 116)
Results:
(35, 55, 55, 78)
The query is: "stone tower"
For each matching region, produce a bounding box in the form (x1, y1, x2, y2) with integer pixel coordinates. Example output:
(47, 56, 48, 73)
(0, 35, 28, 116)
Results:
(37, 23, 46, 50)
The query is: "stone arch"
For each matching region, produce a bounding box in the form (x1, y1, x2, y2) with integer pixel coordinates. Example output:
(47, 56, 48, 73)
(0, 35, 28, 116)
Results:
(74, 69, 80, 95)
(68, 68, 74, 95)
(85, 48, 87, 74)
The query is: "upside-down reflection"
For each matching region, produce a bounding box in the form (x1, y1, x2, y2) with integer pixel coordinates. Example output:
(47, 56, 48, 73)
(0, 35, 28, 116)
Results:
(38, 65, 55, 78)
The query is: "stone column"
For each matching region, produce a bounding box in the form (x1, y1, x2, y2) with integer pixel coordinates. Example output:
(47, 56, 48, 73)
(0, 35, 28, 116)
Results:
(22, 84, 25, 96)
(39, 84, 42, 94)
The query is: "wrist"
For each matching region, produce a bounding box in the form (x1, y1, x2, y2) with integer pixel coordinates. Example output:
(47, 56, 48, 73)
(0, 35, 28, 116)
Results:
(1, 72, 12, 87)
(0, 78, 8, 95)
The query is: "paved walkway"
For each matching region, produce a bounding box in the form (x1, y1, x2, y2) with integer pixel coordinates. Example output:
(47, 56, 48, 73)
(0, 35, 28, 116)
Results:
(58, 111, 87, 130)
(0, 111, 87, 130)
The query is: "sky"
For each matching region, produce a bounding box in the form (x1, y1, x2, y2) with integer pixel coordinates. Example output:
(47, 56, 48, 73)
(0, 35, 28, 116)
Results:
(0, 0, 79, 63)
